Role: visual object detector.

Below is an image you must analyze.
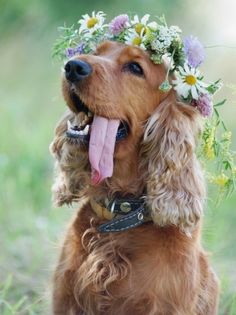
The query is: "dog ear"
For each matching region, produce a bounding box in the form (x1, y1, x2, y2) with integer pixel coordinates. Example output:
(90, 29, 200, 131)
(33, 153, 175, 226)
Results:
(49, 111, 89, 206)
(141, 91, 205, 235)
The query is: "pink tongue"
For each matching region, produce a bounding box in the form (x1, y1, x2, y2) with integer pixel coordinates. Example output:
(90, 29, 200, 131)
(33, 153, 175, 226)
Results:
(89, 115, 120, 185)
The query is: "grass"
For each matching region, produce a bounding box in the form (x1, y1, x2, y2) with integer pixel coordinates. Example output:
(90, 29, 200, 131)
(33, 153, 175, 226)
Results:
(0, 31, 72, 314)
(1, 29, 236, 315)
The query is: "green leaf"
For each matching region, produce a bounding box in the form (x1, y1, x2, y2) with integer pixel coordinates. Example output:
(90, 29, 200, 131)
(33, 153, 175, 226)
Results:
(206, 79, 223, 95)
(156, 14, 167, 26)
(214, 99, 227, 107)
(52, 24, 79, 60)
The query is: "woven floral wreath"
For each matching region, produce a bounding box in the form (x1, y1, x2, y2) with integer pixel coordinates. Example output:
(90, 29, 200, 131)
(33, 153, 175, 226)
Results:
(53, 11, 236, 198)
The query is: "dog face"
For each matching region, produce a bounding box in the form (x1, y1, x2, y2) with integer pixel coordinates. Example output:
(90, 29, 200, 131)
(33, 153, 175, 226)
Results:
(62, 41, 167, 157)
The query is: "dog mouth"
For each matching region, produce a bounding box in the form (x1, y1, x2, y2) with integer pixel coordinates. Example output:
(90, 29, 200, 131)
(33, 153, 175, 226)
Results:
(66, 93, 130, 185)
(66, 93, 129, 143)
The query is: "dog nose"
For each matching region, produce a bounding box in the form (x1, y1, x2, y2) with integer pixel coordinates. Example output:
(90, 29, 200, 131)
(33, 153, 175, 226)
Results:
(64, 60, 92, 82)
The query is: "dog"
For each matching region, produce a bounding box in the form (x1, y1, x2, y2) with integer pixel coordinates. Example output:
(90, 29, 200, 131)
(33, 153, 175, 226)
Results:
(50, 40, 219, 315)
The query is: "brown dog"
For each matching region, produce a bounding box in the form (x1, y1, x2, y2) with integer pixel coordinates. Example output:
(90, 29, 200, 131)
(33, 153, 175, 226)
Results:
(50, 41, 219, 315)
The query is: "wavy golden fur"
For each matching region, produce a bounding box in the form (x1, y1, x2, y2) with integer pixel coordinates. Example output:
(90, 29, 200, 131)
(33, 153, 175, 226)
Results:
(50, 41, 219, 314)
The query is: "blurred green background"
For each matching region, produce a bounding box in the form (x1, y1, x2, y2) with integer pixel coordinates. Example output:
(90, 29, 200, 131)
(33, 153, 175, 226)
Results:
(0, 0, 236, 314)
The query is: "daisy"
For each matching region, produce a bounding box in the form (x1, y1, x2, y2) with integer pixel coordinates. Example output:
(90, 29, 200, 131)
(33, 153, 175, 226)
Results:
(131, 14, 158, 35)
(78, 11, 106, 37)
(172, 63, 207, 100)
(125, 29, 147, 49)
(131, 14, 150, 34)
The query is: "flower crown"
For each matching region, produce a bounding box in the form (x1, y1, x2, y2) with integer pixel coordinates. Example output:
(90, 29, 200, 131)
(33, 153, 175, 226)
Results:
(53, 11, 236, 199)
(53, 11, 222, 117)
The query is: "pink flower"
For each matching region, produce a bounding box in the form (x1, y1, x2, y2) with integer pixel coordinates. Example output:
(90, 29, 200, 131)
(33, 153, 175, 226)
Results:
(192, 94, 213, 117)
(109, 14, 129, 36)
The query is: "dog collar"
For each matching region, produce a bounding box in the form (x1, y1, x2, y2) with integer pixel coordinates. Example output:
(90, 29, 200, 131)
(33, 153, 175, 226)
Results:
(90, 196, 151, 233)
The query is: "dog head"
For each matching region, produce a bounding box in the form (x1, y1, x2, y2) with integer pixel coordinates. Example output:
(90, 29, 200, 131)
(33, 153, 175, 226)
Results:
(50, 40, 205, 234)
(62, 41, 167, 178)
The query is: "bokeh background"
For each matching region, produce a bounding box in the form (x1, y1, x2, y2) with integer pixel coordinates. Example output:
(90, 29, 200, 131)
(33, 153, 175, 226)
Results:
(0, 0, 236, 314)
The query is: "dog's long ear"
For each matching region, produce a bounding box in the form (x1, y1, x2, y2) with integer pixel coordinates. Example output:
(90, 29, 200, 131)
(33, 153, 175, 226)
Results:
(50, 111, 89, 206)
(141, 91, 205, 235)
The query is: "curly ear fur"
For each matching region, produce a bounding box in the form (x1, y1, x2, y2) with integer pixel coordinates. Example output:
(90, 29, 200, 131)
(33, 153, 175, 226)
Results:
(141, 92, 206, 235)
(49, 111, 90, 206)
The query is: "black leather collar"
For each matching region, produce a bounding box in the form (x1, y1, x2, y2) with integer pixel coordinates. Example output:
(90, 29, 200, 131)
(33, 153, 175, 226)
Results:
(96, 196, 151, 233)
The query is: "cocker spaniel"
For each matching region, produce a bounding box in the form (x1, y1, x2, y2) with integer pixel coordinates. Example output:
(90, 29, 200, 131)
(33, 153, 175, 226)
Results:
(50, 41, 219, 315)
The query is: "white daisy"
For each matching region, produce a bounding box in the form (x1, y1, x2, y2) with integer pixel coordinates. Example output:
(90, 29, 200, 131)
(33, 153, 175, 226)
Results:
(131, 14, 158, 35)
(125, 29, 147, 49)
(78, 11, 106, 37)
(131, 14, 150, 26)
(172, 63, 208, 100)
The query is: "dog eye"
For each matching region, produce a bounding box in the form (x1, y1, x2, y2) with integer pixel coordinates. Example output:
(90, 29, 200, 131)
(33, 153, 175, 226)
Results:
(124, 62, 144, 76)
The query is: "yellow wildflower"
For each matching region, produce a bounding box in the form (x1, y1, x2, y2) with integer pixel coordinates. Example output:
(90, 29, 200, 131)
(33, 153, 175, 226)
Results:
(212, 173, 229, 187)
(203, 126, 215, 160)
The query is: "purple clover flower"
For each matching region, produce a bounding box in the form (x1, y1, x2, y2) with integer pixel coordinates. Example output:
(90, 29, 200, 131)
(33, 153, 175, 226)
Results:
(183, 35, 205, 68)
(109, 14, 129, 36)
(75, 43, 85, 55)
(65, 47, 75, 58)
(192, 93, 213, 117)
(65, 43, 85, 58)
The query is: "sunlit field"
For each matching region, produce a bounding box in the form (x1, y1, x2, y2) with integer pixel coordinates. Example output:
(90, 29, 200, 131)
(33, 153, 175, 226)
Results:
(1, 1, 236, 314)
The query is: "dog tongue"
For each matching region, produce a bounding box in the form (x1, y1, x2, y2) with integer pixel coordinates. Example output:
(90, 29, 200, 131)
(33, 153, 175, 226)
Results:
(89, 115, 119, 185)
